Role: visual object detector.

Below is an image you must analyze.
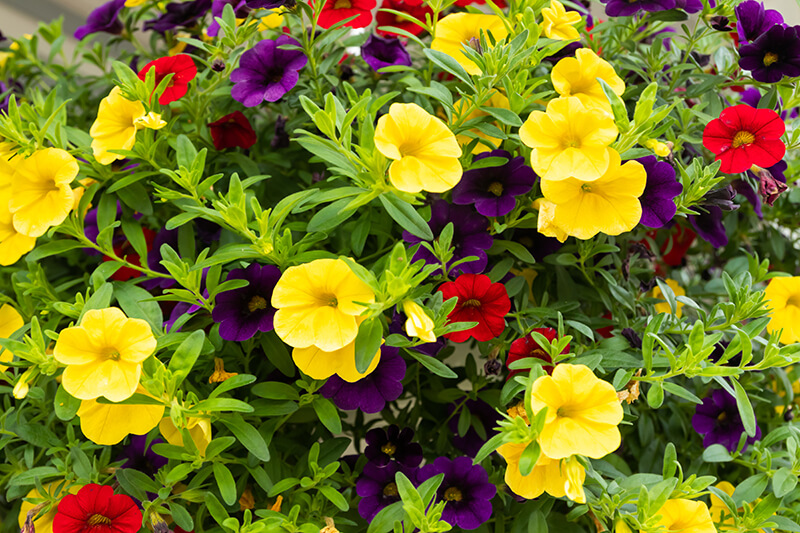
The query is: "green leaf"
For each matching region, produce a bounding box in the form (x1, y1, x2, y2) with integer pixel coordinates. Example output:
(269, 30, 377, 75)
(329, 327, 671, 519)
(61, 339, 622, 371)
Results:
(378, 194, 433, 240)
(422, 48, 473, 85)
(168, 503, 194, 531)
(168, 330, 206, 387)
(403, 348, 457, 378)
(213, 462, 238, 505)
(482, 107, 523, 127)
(732, 473, 768, 505)
(518, 440, 541, 477)
(319, 485, 349, 511)
(773, 467, 797, 498)
(646, 382, 664, 409)
(598, 78, 630, 132)
(354, 318, 383, 374)
(367, 502, 404, 533)
(209, 374, 257, 399)
(260, 332, 295, 377)
(114, 282, 163, 331)
(54, 385, 80, 421)
(220, 414, 271, 461)
(251, 382, 300, 401)
(193, 398, 254, 413)
(80, 283, 114, 319)
(701, 444, 732, 463)
(25, 240, 85, 263)
(732, 379, 757, 437)
(204, 492, 230, 526)
(313, 397, 342, 434)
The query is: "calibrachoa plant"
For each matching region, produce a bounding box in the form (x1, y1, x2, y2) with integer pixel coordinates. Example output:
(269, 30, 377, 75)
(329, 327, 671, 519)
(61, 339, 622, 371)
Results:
(4, 0, 800, 532)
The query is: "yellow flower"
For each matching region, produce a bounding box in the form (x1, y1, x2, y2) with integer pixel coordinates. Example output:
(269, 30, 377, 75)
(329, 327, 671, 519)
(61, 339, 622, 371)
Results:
(272, 258, 375, 352)
(644, 499, 715, 533)
(0, 303, 23, 372)
(519, 96, 618, 182)
(431, 13, 509, 75)
(551, 49, 625, 113)
(134, 111, 167, 130)
(18, 483, 80, 533)
(531, 363, 623, 459)
(401, 300, 436, 343)
(13, 374, 29, 399)
(9, 148, 77, 238)
(452, 92, 510, 154)
(53, 307, 157, 402)
(125, 0, 147, 6)
(0, 51, 13, 69)
(159, 416, 212, 455)
(259, 8, 286, 30)
(533, 198, 568, 243)
(765, 276, 800, 344)
(541, 0, 582, 40)
(644, 139, 671, 157)
(374, 103, 462, 193)
(89, 87, 146, 165)
(0, 191, 36, 266)
(539, 150, 646, 239)
(498, 442, 586, 502)
(709, 481, 737, 530)
(652, 278, 686, 318)
(292, 335, 380, 382)
(77, 385, 164, 445)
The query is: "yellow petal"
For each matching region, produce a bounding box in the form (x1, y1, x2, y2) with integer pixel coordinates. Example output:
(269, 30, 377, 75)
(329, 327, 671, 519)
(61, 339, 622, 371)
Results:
(77, 386, 165, 445)
(159, 416, 211, 455)
(61, 359, 141, 402)
(431, 13, 509, 75)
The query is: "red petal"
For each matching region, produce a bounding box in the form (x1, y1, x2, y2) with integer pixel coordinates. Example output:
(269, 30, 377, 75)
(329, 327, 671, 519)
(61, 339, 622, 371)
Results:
(702, 118, 735, 154)
(743, 139, 786, 168)
(719, 104, 754, 131)
(748, 107, 785, 139)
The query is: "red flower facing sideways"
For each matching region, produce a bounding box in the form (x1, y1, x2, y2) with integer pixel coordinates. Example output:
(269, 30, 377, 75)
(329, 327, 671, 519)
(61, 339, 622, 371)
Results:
(209, 111, 257, 150)
(439, 273, 511, 343)
(138, 54, 197, 105)
(506, 327, 565, 380)
(317, 0, 377, 29)
(702, 104, 785, 174)
(53, 484, 142, 533)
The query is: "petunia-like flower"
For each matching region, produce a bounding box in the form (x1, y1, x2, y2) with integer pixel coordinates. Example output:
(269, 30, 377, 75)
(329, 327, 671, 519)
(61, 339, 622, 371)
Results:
(159, 416, 212, 455)
(19, 483, 81, 533)
(550, 49, 625, 113)
(417, 457, 496, 530)
(541, 0, 582, 40)
(365, 425, 423, 467)
(401, 300, 435, 342)
(736, 0, 784, 44)
(293, 332, 380, 382)
(230, 36, 308, 107)
(652, 278, 685, 317)
(374, 103, 462, 193)
(452, 150, 537, 218)
(357, 461, 418, 522)
(431, 13, 509, 75)
(118, 434, 168, 474)
(361, 34, 412, 71)
(765, 276, 800, 344)
(53, 307, 157, 402)
(53, 484, 142, 533)
(317, 0, 377, 29)
(77, 386, 164, 445)
(0, 165, 36, 265)
(209, 111, 257, 150)
(648, 499, 716, 533)
(539, 150, 647, 239)
(90, 87, 147, 165)
(438, 273, 511, 343)
(692, 389, 761, 453)
(319, 345, 406, 413)
(506, 327, 564, 380)
(531, 364, 623, 459)
(212, 263, 281, 342)
(144, 0, 213, 32)
(601, 0, 675, 17)
(519, 96, 618, 182)
(738, 25, 800, 84)
(637, 155, 683, 228)
(497, 443, 585, 502)
(74, 0, 126, 40)
(403, 200, 493, 275)
(452, 92, 510, 154)
(376, 0, 432, 37)
(0, 303, 23, 372)
(137, 54, 197, 105)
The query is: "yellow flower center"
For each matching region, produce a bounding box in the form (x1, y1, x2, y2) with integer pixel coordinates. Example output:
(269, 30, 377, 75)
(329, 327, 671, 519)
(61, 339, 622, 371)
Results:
(732, 131, 755, 148)
(462, 298, 482, 308)
(532, 348, 547, 358)
(488, 182, 504, 197)
(563, 136, 581, 149)
(248, 295, 268, 313)
(717, 411, 727, 422)
(383, 482, 399, 497)
(381, 442, 397, 456)
(444, 487, 463, 501)
(763, 52, 779, 66)
(105, 349, 121, 361)
(334, 0, 352, 7)
(787, 294, 800, 308)
(88, 514, 112, 526)
(580, 183, 592, 193)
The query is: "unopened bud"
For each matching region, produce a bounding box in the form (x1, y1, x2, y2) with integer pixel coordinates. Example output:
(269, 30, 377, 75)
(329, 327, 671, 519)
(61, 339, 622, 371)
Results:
(757, 167, 788, 206)
(13, 376, 29, 399)
(468, 37, 483, 55)
(621, 328, 642, 349)
(785, 405, 795, 422)
(484, 358, 502, 375)
(709, 15, 732, 31)
(211, 58, 226, 72)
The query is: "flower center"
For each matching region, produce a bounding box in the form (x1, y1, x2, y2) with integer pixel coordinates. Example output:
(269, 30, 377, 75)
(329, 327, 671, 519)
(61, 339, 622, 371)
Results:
(763, 52, 779, 66)
(248, 295, 268, 313)
(88, 514, 112, 526)
(334, 0, 352, 8)
(563, 136, 581, 149)
(717, 411, 727, 422)
(104, 349, 121, 361)
(462, 298, 482, 307)
(488, 182, 504, 197)
(267, 68, 285, 84)
(787, 294, 800, 308)
(581, 183, 592, 192)
(732, 130, 755, 148)
(444, 487, 463, 501)
(532, 348, 547, 358)
(381, 442, 397, 456)
(383, 482, 399, 497)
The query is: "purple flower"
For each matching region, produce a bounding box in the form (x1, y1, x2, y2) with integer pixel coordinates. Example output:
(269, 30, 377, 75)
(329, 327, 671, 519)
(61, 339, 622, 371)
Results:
(542, 41, 582, 63)
(357, 462, 418, 522)
(144, 0, 213, 33)
(0, 80, 11, 114)
(361, 34, 412, 71)
(143, 228, 179, 290)
(208, 0, 250, 37)
(732, 179, 763, 219)
(740, 88, 799, 120)
(365, 425, 422, 468)
(418, 457, 496, 530)
(447, 399, 500, 457)
(674, 0, 702, 13)
(739, 25, 800, 84)
(118, 435, 168, 473)
(637, 156, 683, 229)
(230, 36, 307, 107)
(688, 205, 727, 248)
(692, 389, 761, 452)
(602, 0, 675, 18)
(74, 0, 126, 40)
(452, 150, 537, 218)
(735, 0, 784, 44)
(319, 346, 406, 413)
(212, 263, 280, 341)
(403, 200, 493, 275)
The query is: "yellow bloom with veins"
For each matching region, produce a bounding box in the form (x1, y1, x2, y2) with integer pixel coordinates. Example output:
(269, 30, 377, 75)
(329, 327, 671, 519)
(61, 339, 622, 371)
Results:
(90, 87, 146, 165)
(533, 198, 568, 243)
(498, 442, 586, 502)
(431, 13, 509, 75)
(519, 96, 618, 182)
(453, 92, 510, 154)
(159, 416, 212, 455)
(531, 363, 623, 459)
(541, 0, 582, 40)
(0, 168, 36, 265)
(652, 278, 686, 318)
(644, 499, 715, 533)
(539, 150, 646, 240)
(0, 304, 23, 372)
(374, 103, 462, 194)
(272, 258, 375, 352)
(293, 334, 380, 382)
(551, 49, 625, 113)
(765, 276, 800, 344)
(18, 483, 80, 533)
(77, 385, 165, 445)
(53, 307, 157, 402)
(402, 300, 436, 343)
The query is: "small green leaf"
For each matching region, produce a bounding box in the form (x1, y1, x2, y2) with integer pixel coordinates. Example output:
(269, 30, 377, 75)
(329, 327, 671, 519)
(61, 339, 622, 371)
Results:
(313, 397, 342, 434)
(378, 194, 433, 240)
(168, 330, 206, 387)
(319, 485, 349, 511)
(220, 414, 270, 461)
(732, 379, 757, 437)
(213, 462, 238, 505)
(354, 318, 383, 374)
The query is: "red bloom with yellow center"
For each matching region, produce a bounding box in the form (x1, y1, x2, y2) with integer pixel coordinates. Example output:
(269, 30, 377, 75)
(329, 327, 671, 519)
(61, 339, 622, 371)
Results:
(53, 484, 141, 533)
(137, 54, 197, 105)
(702, 104, 785, 174)
(438, 274, 510, 343)
(506, 327, 566, 380)
(318, 0, 377, 29)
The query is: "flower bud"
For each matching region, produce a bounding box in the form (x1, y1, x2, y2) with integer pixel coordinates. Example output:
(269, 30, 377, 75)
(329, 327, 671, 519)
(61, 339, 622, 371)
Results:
(402, 300, 436, 343)
(757, 167, 788, 206)
(484, 357, 502, 375)
(211, 58, 226, 72)
(621, 328, 642, 349)
(13, 377, 29, 399)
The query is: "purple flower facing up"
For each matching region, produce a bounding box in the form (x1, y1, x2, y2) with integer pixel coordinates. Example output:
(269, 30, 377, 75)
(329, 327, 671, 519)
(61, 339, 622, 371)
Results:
(637, 155, 683, 229)
(361, 34, 412, 71)
(447, 399, 500, 457)
(735, 0, 784, 43)
(211, 263, 281, 341)
(74, 0, 126, 40)
(144, 0, 213, 33)
(230, 36, 308, 107)
(739, 25, 800, 84)
(602, 0, 675, 18)
(403, 200, 493, 275)
(418, 457, 496, 530)
(117, 435, 168, 474)
(357, 462, 418, 522)
(365, 425, 423, 468)
(319, 346, 406, 413)
(688, 204, 727, 248)
(452, 150, 537, 218)
(692, 389, 761, 452)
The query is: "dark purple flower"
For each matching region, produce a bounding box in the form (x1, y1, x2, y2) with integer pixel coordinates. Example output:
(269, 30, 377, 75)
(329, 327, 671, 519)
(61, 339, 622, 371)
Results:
(143, 228, 179, 290)
(211, 263, 280, 341)
(207, 0, 250, 37)
(688, 204, 727, 248)
(692, 389, 761, 452)
(271, 115, 290, 149)
(418, 457, 496, 530)
(542, 41, 582, 63)
(602, 0, 675, 18)
(739, 25, 800, 84)
(360, 34, 412, 71)
(74, 0, 126, 40)
(248, 0, 293, 7)
(357, 461, 418, 522)
(512, 228, 563, 261)
(118, 435, 168, 473)
(365, 425, 422, 468)
(735, 0, 784, 44)
(732, 178, 763, 219)
(230, 36, 307, 107)
(319, 346, 406, 413)
(674, 0, 702, 13)
(447, 399, 500, 457)
(452, 150, 537, 218)
(144, 0, 213, 33)
(403, 200, 493, 275)
(637, 155, 683, 229)
(710, 15, 732, 31)
(0, 80, 10, 114)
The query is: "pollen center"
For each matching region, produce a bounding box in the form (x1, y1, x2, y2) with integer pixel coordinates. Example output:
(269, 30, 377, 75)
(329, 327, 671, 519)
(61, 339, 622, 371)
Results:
(763, 52, 779, 66)
(381, 442, 397, 456)
(104, 349, 121, 361)
(787, 294, 800, 308)
(462, 298, 482, 307)
(248, 295, 268, 313)
(732, 130, 755, 148)
(383, 482, 399, 497)
(717, 411, 727, 422)
(334, 0, 352, 8)
(444, 487, 463, 501)
(563, 136, 581, 149)
(88, 514, 112, 526)
(488, 182, 504, 197)
(581, 183, 592, 192)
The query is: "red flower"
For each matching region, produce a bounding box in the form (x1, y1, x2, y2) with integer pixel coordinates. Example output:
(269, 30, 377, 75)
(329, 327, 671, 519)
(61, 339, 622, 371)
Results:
(53, 484, 142, 533)
(208, 111, 257, 150)
(506, 327, 564, 380)
(439, 274, 510, 343)
(376, 0, 433, 36)
(317, 0, 377, 29)
(702, 104, 785, 174)
(596, 311, 613, 339)
(137, 54, 197, 105)
(103, 228, 156, 281)
(454, 0, 506, 7)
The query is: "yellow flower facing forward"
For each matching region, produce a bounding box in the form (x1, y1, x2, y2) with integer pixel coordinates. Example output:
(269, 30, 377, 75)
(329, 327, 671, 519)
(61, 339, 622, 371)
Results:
(374, 103, 462, 193)
(533, 198, 569, 243)
(53, 307, 157, 402)
(431, 13, 509, 75)
(531, 363, 623, 459)
(293, 335, 381, 382)
(765, 276, 800, 344)
(519, 96, 618, 182)
(452, 92, 510, 154)
(652, 278, 686, 318)
(541, 0, 582, 40)
(498, 442, 586, 502)
(272, 258, 375, 352)
(77, 385, 165, 445)
(18, 483, 80, 533)
(539, 150, 646, 240)
(551, 49, 625, 113)
(644, 499, 715, 533)
(159, 416, 212, 455)
(90, 86, 146, 165)
(9, 148, 77, 238)
(0, 303, 23, 372)
(402, 300, 436, 343)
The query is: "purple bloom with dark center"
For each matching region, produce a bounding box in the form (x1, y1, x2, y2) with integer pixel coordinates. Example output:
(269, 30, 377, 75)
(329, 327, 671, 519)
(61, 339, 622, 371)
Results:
(674, 0, 702, 13)
(208, 0, 250, 37)
(357, 461, 418, 522)
(403, 200, 493, 275)
(637, 155, 683, 229)
(361, 34, 412, 71)
(512, 228, 563, 261)
(365, 425, 423, 468)
(447, 399, 500, 457)
(692, 389, 761, 452)
(319, 346, 406, 413)
(231, 36, 307, 107)
(212, 263, 280, 341)
(418, 457, 496, 530)
(118, 435, 168, 473)
(602, 0, 675, 18)
(452, 150, 537, 218)
(735, 0, 784, 44)
(144, 0, 213, 33)
(688, 205, 727, 248)
(74, 0, 126, 40)
(739, 25, 800, 84)
(143, 228, 179, 290)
